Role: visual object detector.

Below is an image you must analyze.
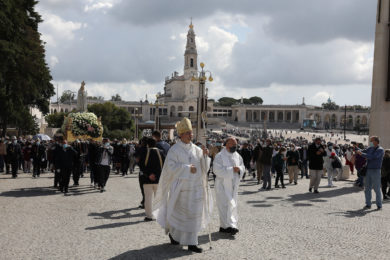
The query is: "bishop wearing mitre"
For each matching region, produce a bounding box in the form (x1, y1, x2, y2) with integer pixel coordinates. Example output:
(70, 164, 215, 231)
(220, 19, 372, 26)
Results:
(153, 117, 212, 253)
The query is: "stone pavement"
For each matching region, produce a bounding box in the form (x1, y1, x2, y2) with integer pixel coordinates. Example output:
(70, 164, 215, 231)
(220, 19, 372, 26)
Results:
(1, 170, 390, 260)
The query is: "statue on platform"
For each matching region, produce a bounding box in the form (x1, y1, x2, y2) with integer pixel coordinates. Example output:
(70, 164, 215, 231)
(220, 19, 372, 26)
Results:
(77, 81, 88, 112)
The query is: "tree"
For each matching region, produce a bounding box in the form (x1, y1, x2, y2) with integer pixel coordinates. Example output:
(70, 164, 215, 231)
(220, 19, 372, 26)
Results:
(111, 94, 122, 101)
(249, 96, 263, 105)
(0, 0, 54, 136)
(87, 96, 104, 101)
(45, 112, 66, 128)
(216, 97, 238, 106)
(321, 101, 339, 110)
(60, 90, 75, 104)
(88, 102, 135, 139)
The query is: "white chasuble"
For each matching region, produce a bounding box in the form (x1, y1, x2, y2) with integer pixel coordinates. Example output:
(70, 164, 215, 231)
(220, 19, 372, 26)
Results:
(153, 139, 212, 245)
(213, 148, 245, 229)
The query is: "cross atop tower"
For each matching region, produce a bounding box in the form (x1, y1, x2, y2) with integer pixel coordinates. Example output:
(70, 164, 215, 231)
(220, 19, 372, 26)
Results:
(184, 19, 197, 77)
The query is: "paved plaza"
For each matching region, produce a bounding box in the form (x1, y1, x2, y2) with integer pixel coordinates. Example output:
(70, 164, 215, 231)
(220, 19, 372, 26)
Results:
(1, 169, 389, 260)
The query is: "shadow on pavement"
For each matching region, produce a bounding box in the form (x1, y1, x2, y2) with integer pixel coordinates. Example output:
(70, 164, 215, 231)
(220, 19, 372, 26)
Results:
(252, 204, 273, 208)
(293, 203, 313, 207)
(286, 186, 361, 202)
(88, 207, 142, 220)
(110, 232, 233, 259)
(86, 207, 145, 230)
(85, 220, 144, 230)
(328, 208, 377, 218)
(247, 200, 266, 204)
(110, 243, 192, 260)
(0, 186, 97, 197)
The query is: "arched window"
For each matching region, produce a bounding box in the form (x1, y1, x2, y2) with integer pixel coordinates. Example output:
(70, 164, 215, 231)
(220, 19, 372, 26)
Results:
(190, 58, 194, 68)
(178, 106, 183, 117)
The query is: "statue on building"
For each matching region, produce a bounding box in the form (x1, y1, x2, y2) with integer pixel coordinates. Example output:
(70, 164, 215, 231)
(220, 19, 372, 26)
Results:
(77, 81, 88, 112)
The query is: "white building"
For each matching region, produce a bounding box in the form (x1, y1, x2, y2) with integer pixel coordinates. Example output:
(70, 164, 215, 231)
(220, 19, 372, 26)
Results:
(45, 22, 369, 132)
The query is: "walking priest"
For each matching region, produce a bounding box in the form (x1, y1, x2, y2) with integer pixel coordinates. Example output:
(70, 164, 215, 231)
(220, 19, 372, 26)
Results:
(153, 117, 212, 253)
(213, 137, 245, 235)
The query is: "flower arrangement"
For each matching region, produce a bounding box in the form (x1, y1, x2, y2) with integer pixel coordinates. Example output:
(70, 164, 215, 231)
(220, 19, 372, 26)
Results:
(62, 112, 103, 138)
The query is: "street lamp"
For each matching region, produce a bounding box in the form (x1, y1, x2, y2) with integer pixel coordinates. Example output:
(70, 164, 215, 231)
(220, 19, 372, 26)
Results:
(153, 94, 161, 131)
(191, 62, 213, 144)
(134, 107, 138, 140)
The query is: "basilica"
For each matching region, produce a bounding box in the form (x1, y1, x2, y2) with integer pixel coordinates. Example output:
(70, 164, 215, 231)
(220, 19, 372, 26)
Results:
(46, 22, 370, 132)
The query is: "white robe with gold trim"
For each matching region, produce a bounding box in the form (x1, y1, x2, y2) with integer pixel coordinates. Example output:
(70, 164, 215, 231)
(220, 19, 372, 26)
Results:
(153, 140, 212, 245)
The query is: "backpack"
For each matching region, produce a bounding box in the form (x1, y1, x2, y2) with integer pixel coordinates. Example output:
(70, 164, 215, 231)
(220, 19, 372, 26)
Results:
(332, 157, 342, 169)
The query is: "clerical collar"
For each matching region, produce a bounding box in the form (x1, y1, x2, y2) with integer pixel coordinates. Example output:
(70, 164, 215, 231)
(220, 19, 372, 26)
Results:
(177, 139, 192, 150)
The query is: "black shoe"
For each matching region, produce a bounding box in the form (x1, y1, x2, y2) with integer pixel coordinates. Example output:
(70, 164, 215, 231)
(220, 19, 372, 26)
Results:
(294, 182, 297, 185)
(169, 233, 179, 245)
(314, 190, 319, 194)
(266, 187, 271, 190)
(138, 204, 145, 209)
(377, 206, 382, 210)
(188, 245, 203, 253)
(219, 227, 229, 233)
(309, 188, 312, 193)
(73, 183, 79, 186)
(282, 186, 286, 189)
(275, 185, 280, 188)
(144, 217, 153, 222)
(383, 195, 389, 200)
(363, 205, 371, 210)
(230, 228, 239, 235)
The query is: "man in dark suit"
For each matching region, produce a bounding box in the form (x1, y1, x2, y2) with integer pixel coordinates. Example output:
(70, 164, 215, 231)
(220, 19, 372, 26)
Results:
(7, 136, 22, 178)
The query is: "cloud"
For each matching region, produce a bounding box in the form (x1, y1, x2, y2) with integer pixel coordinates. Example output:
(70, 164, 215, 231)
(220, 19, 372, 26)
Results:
(84, 0, 116, 12)
(50, 56, 59, 67)
(39, 11, 85, 47)
(37, 1, 377, 107)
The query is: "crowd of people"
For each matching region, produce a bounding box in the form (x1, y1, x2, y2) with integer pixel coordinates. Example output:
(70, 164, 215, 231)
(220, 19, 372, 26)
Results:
(1, 120, 389, 253)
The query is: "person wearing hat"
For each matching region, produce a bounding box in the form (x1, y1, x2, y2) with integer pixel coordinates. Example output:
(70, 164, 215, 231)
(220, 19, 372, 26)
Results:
(153, 117, 211, 253)
(7, 136, 22, 178)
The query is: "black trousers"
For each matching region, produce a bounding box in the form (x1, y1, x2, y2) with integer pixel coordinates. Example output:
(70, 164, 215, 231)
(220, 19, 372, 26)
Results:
(97, 165, 110, 188)
(60, 168, 72, 191)
(11, 161, 18, 177)
(139, 173, 145, 205)
(275, 168, 285, 187)
(90, 164, 98, 184)
(72, 162, 81, 185)
(121, 158, 129, 175)
(381, 176, 390, 197)
(33, 160, 41, 176)
(54, 169, 61, 187)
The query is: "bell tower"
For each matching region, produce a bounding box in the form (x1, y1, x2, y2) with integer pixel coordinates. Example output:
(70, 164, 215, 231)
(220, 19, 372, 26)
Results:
(184, 20, 198, 78)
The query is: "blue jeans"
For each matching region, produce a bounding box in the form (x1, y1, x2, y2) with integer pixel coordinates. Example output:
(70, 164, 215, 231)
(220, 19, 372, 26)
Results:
(364, 169, 382, 207)
(262, 164, 272, 189)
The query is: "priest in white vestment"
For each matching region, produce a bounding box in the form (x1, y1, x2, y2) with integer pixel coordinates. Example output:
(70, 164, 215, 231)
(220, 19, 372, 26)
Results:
(153, 117, 212, 253)
(213, 137, 245, 235)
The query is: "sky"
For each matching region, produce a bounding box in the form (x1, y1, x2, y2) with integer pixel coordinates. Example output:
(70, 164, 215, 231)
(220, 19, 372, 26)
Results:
(37, 0, 377, 106)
